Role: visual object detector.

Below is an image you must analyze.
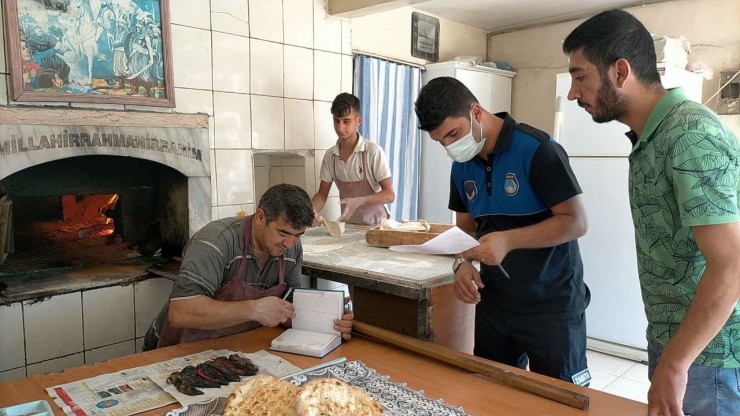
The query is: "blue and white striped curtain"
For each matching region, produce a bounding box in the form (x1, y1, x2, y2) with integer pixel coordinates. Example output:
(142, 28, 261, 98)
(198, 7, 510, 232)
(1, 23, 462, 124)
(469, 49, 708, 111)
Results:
(353, 54, 422, 221)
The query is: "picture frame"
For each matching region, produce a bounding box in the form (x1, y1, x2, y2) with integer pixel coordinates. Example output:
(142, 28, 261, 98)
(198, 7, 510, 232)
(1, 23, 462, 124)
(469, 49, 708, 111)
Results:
(411, 12, 439, 62)
(2, 0, 175, 107)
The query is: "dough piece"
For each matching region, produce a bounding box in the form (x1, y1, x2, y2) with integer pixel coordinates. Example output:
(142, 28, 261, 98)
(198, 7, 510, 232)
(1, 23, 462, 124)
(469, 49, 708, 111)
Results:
(296, 378, 384, 416)
(223, 375, 299, 416)
(324, 220, 345, 237)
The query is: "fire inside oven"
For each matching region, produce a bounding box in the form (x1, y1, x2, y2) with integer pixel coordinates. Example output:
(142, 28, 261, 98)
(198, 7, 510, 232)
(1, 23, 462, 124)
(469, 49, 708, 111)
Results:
(0, 156, 190, 276)
(5, 193, 144, 273)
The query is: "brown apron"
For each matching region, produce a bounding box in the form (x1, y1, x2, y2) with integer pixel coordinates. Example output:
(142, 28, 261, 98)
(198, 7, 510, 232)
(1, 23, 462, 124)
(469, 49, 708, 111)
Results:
(334, 150, 389, 226)
(157, 215, 287, 348)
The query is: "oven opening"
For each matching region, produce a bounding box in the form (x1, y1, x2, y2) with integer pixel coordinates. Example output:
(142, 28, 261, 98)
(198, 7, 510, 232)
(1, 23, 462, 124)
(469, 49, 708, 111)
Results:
(0, 155, 191, 278)
(6, 192, 142, 274)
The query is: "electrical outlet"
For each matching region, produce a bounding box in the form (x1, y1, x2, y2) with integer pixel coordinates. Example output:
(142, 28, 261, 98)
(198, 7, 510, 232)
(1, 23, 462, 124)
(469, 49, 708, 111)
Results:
(717, 70, 740, 115)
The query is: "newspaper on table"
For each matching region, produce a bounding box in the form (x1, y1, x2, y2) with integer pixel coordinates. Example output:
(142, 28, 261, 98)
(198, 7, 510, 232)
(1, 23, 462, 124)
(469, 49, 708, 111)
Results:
(46, 349, 301, 416)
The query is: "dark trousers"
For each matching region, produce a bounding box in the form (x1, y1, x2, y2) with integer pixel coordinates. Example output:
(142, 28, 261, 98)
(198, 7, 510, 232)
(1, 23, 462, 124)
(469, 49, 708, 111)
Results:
(474, 310, 588, 383)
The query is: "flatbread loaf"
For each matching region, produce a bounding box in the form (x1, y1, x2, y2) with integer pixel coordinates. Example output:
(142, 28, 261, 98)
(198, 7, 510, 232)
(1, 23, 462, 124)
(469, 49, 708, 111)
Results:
(223, 375, 299, 416)
(296, 378, 384, 416)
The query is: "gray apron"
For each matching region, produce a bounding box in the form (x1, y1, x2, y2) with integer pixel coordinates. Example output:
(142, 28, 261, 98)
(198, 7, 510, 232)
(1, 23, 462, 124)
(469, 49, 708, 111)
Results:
(156, 215, 286, 348)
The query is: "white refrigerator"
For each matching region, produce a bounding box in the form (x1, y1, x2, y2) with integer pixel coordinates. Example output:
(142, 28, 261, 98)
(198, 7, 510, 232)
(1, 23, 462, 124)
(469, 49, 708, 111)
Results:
(554, 68, 703, 352)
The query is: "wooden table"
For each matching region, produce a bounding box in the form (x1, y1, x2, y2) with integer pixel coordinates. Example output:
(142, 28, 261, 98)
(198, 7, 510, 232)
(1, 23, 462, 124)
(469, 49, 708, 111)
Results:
(0, 327, 647, 416)
(301, 226, 475, 353)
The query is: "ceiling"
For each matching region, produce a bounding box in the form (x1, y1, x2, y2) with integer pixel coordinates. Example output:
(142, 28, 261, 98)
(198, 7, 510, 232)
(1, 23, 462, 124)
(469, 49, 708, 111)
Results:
(411, 0, 668, 33)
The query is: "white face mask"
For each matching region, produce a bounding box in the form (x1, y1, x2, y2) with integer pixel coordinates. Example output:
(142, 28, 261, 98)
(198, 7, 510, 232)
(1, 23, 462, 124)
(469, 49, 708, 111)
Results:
(444, 110, 485, 163)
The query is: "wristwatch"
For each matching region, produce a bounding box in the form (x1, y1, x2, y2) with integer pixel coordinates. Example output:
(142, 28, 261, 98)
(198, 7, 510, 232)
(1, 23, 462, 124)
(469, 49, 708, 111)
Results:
(452, 257, 470, 273)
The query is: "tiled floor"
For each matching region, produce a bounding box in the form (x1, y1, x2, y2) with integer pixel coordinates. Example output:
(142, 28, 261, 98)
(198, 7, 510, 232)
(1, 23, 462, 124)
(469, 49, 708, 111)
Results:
(587, 350, 650, 403)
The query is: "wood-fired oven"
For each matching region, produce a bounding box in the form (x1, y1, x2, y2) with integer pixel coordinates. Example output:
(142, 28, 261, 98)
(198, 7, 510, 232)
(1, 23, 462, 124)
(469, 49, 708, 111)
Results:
(0, 113, 211, 303)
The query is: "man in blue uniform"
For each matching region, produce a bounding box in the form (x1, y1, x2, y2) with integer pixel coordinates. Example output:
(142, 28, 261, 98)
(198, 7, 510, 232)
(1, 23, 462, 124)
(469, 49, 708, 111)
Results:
(414, 77, 591, 384)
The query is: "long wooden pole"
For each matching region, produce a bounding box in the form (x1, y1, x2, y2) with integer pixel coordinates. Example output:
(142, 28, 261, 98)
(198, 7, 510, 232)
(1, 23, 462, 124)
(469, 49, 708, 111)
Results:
(352, 321, 590, 410)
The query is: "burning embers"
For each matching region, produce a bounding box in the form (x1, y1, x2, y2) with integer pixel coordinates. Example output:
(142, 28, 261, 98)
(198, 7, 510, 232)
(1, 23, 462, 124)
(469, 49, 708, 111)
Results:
(60, 194, 119, 241)
(1, 193, 141, 274)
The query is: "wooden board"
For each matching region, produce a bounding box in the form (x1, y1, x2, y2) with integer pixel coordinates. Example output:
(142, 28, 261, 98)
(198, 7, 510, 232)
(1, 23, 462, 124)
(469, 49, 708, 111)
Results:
(365, 224, 453, 247)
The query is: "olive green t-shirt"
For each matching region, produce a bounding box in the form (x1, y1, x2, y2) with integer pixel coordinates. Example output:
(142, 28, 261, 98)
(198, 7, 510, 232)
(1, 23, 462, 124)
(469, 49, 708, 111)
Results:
(628, 88, 740, 367)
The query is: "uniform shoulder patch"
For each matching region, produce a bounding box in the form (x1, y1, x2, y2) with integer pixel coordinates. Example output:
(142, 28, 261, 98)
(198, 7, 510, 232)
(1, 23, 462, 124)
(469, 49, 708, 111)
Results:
(464, 180, 477, 201)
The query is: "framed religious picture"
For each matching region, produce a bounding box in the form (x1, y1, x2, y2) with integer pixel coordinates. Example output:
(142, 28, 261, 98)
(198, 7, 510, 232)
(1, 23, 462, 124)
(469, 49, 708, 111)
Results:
(411, 12, 439, 62)
(2, 0, 175, 107)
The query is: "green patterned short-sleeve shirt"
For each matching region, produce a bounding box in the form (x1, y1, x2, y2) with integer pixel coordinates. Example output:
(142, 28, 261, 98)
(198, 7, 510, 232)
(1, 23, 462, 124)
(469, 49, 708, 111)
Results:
(629, 88, 740, 367)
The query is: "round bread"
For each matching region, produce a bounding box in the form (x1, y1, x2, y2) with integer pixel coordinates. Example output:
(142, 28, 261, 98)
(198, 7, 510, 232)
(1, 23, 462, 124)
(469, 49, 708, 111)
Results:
(296, 378, 384, 416)
(223, 375, 299, 416)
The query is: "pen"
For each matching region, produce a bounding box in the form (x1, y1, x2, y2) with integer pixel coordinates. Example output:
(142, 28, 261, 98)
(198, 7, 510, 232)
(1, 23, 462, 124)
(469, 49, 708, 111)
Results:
(497, 264, 511, 279)
(282, 287, 294, 300)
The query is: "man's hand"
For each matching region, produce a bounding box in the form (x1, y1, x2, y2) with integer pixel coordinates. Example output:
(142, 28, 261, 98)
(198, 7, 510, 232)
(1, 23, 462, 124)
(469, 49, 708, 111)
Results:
(453, 261, 484, 304)
(337, 197, 367, 222)
(646, 360, 688, 416)
(460, 232, 509, 266)
(312, 210, 323, 227)
(334, 296, 355, 339)
(251, 297, 295, 327)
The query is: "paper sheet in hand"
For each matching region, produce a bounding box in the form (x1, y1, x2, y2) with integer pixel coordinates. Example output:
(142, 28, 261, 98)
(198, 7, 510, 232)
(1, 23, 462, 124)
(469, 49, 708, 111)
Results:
(389, 226, 479, 255)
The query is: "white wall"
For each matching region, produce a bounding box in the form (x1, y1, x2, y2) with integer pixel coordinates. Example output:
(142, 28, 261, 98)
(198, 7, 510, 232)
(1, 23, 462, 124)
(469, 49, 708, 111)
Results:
(0, 278, 173, 382)
(0, 0, 355, 221)
(487, 0, 740, 137)
(351, 6, 488, 65)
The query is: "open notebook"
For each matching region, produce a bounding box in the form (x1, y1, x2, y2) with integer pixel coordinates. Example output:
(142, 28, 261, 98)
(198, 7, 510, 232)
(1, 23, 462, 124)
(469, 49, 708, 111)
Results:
(270, 288, 345, 358)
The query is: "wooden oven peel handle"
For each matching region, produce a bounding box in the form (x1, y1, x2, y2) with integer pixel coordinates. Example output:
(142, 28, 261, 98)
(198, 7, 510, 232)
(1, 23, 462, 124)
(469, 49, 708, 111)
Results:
(352, 320, 590, 410)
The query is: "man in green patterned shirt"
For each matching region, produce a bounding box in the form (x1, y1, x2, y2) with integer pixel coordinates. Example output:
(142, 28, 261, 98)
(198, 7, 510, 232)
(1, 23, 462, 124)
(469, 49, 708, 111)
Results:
(564, 9, 740, 416)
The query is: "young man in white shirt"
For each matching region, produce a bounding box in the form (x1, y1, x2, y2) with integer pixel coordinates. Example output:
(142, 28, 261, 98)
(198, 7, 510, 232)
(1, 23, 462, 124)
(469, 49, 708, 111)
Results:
(312, 93, 395, 226)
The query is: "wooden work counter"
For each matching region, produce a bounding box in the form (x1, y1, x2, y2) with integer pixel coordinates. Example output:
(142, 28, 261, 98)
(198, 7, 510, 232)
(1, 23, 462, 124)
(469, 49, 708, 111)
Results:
(0, 326, 647, 416)
(301, 225, 475, 353)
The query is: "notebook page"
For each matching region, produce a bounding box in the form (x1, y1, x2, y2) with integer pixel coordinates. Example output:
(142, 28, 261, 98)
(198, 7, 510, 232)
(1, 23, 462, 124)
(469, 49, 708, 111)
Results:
(291, 289, 344, 335)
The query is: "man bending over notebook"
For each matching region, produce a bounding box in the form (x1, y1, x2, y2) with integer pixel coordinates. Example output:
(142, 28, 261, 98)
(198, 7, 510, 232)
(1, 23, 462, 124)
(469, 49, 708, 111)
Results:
(143, 184, 354, 350)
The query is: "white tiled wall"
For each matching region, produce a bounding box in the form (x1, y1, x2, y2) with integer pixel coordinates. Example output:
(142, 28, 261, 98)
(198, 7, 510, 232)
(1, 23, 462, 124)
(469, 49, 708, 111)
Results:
(249, 0, 284, 43)
(0, 303, 24, 372)
(284, 46, 314, 100)
(135, 278, 176, 339)
(0, 0, 353, 383)
(0, 278, 173, 382)
(285, 99, 315, 150)
(25, 293, 84, 364)
(251, 95, 285, 150)
(0, 0, 350, 221)
(170, 26, 213, 90)
(214, 92, 252, 149)
(27, 354, 85, 377)
(85, 341, 137, 365)
(170, 0, 352, 222)
(213, 32, 250, 94)
(83, 285, 135, 349)
(170, 0, 351, 221)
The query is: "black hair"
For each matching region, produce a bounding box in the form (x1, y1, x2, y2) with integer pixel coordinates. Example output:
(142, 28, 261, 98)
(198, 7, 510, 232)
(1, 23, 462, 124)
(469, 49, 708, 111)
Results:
(331, 92, 360, 118)
(258, 184, 313, 229)
(414, 77, 478, 132)
(563, 9, 661, 86)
